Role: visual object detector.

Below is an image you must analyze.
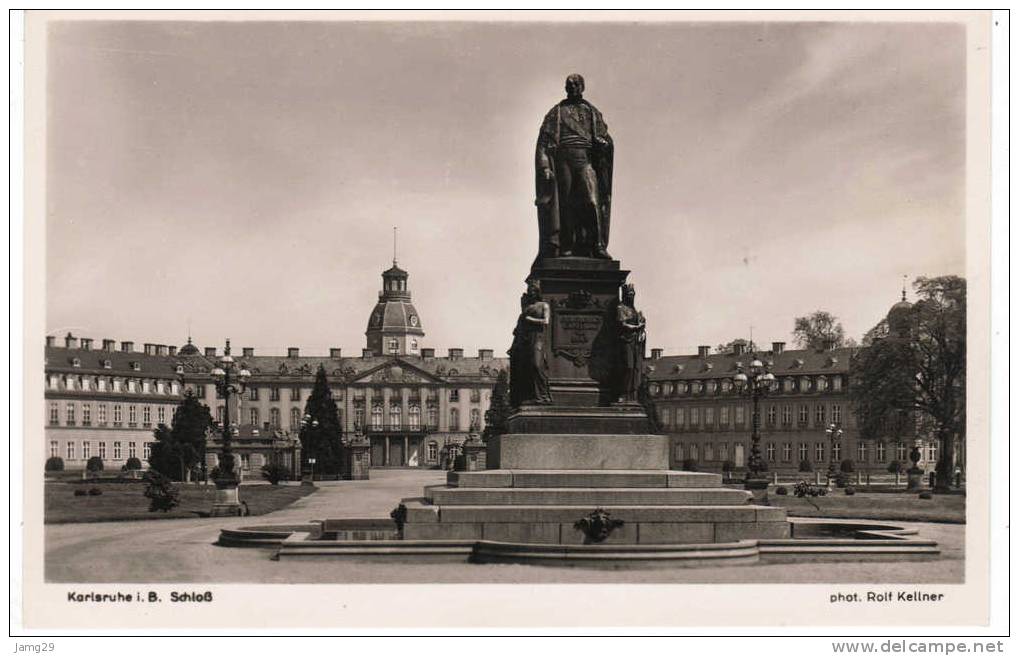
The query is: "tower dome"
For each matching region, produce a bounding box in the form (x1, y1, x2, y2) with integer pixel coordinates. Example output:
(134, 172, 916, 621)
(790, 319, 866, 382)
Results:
(365, 260, 425, 356)
(887, 288, 914, 339)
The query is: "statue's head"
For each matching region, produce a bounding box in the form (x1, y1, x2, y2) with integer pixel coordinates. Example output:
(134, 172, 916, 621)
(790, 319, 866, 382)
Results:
(526, 279, 542, 300)
(622, 283, 635, 305)
(565, 74, 585, 100)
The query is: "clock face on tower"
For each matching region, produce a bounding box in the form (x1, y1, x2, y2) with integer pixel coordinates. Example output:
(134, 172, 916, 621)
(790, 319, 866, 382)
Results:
(409, 315, 419, 327)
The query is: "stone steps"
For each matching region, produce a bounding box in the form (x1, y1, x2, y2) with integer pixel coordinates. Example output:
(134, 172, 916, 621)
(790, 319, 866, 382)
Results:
(447, 469, 724, 489)
(403, 500, 785, 524)
(423, 485, 752, 506)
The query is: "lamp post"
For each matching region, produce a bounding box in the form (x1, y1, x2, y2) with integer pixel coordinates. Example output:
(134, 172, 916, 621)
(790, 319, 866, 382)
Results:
(732, 354, 775, 496)
(825, 422, 843, 491)
(209, 339, 251, 516)
(300, 413, 319, 485)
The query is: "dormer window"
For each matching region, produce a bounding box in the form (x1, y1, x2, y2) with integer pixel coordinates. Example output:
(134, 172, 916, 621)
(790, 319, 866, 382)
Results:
(817, 376, 828, 392)
(707, 381, 717, 394)
(649, 383, 660, 396)
(721, 380, 732, 393)
(662, 382, 672, 395)
(793, 358, 805, 369)
(175, 364, 184, 374)
(783, 377, 795, 392)
(827, 356, 839, 366)
(799, 377, 811, 392)
(131, 362, 141, 371)
(703, 362, 713, 372)
(71, 357, 81, 368)
(673, 364, 684, 373)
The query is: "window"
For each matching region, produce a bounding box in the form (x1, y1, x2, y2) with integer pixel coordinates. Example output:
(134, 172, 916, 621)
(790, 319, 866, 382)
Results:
(706, 381, 717, 394)
(142, 406, 151, 427)
(388, 338, 399, 354)
(81, 377, 91, 391)
(799, 405, 809, 424)
(449, 389, 460, 402)
(704, 407, 714, 426)
(815, 404, 826, 425)
(766, 443, 775, 462)
(674, 443, 683, 462)
(815, 442, 825, 462)
(704, 443, 714, 461)
(831, 404, 842, 424)
(250, 408, 260, 426)
(128, 380, 137, 393)
(270, 387, 280, 401)
(427, 407, 438, 429)
(113, 441, 122, 460)
(98, 378, 107, 392)
(49, 403, 58, 425)
(470, 389, 481, 403)
(249, 387, 259, 401)
(270, 408, 280, 428)
(689, 443, 699, 461)
(409, 405, 421, 429)
(48, 375, 60, 389)
(782, 405, 792, 426)
(926, 443, 937, 462)
(65, 377, 75, 391)
(718, 406, 728, 426)
(82, 403, 91, 426)
(66, 441, 75, 460)
(469, 408, 481, 430)
(675, 408, 686, 428)
(832, 376, 843, 392)
(649, 383, 660, 396)
(799, 443, 808, 462)
(113, 379, 122, 393)
(427, 441, 438, 462)
(782, 443, 792, 461)
(194, 384, 206, 398)
(719, 443, 728, 461)
(817, 377, 828, 392)
(241, 454, 250, 470)
(449, 408, 460, 431)
(390, 405, 401, 429)
(142, 380, 151, 394)
(371, 405, 383, 429)
(49, 441, 59, 458)
(353, 407, 365, 430)
(128, 405, 137, 426)
(690, 408, 699, 425)
(291, 388, 301, 402)
(143, 443, 151, 460)
(129, 442, 137, 459)
(896, 443, 907, 461)
(291, 408, 302, 430)
(98, 442, 107, 459)
(832, 442, 841, 462)
(876, 442, 886, 462)
(156, 381, 165, 394)
(735, 406, 745, 424)
(157, 406, 166, 424)
(98, 404, 107, 425)
(113, 404, 123, 425)
(799, 377, 811, 392)
(65, 404, 76, 425)
(659, 407, 671, 428)
(766, 405, 777, 425)
(82, 441, 91, 459)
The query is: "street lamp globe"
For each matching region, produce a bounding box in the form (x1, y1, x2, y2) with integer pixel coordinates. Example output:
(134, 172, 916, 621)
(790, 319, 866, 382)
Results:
(211, 367, 226, 378)
(239, 368, 251, 379)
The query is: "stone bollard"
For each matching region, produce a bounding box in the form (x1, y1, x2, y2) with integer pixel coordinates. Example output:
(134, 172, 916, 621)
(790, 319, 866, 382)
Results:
(896, 471, 902, 486)
(773, 472, 779, 484)
(815, 471, 822, 485)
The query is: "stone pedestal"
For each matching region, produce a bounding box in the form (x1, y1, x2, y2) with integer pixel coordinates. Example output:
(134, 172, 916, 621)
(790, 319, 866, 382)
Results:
(343, 437, 371, 481)
(210, 480, 243, 517)
(461, 439, 487, 472)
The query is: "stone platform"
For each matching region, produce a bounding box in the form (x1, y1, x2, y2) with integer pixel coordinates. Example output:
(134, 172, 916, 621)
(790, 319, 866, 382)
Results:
(398, 469, 790, 545)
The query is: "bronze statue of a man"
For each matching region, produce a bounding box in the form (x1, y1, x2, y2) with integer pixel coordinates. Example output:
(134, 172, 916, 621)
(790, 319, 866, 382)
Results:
(535, 74, 614, 261)
(616, 284, 646, 403)
(508, 280, 552, 406)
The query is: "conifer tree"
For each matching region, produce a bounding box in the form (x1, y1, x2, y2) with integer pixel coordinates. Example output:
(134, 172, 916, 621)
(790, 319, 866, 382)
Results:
(300, 365, 343, 476)
(149, 390, 213, 481)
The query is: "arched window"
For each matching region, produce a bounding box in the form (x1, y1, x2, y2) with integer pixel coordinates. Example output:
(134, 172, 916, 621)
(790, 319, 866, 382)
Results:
(290, 408, 301, 430)
(408, 405, 421, 429)
(371, 404, 383, 429)
(270, 408, 280, 428)
(389, 405, 401, 429)
(449, 408, 460, 431)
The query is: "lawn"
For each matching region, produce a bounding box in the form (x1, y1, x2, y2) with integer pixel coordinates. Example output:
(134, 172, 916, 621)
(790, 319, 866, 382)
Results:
(770, 491, 965, 524)
(44, 481, 316, 524)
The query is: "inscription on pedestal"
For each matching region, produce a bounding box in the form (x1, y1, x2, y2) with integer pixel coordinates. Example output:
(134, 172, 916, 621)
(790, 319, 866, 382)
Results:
(552, 311, 604, 368)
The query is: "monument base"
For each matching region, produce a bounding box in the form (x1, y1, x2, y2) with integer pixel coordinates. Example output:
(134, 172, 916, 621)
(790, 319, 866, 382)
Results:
(487, 434, 669, 470)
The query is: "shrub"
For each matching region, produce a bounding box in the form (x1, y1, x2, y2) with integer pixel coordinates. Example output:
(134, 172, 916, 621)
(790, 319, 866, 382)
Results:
(123, 457, 143, 471)
(886, 460, 903, 474)
(798, 459, 813, 473)
(775, 486, 788, 496)
(88, 487, 102, 496)
(73, 489, 87, 497)
(261, 463, 292, 485)
(793, 481, 826, 498)
(840, 459, 855, 473)
(143, 470, 180, 513)
(681, 458, 699, 472)
(918, 491, 933, 500)
(844, 486, 856, 496)
(86, 456, 104, 473)
(835, 474, 849, 488)
(721, 460, 734, 473)
(45, 456, 65, 472)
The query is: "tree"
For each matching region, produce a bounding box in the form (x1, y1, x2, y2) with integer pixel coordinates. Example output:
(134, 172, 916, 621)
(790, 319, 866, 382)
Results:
(481, 370, 511, 441)
(792, 311, 847, 350)
(300, 365, 343, 476)
(45, 456, 64, 472)
(148, 390, 213, 482)
(86, 456, 104, 473)
(123, 457, 143, 471)
(850, 275, 966, 492)
(261, 463, 292, 485)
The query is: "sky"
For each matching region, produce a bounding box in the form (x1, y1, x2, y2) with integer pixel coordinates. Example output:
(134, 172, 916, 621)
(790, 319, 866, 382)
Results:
(45, 18, 966, 357)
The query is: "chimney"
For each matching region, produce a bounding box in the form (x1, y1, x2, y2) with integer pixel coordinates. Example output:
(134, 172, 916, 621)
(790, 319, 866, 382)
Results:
(650, 348, 663, 360)
(143, 343, 156, 355)
(362, 348, 373, 359)
(204, 347, 216, 357)
(45, 336, 55, 348)
(80, 338, 93, 351)
(168, 345, 177, 356)
(287, 347, 299, 358)
(823, 338, 837, 351)
(329, 348, 342, 358)
(243, 347, 255, 358)
(478, 349, 493, 360)
(65, 333, 78, 349)
(733, 342, 747, 356)
(449, 348, 463, 360)
(102, 339, 116, 352)
(421, 348, 435, 359)
(697, 345, 710, 358)
(772, 341, 785, 354)
(121, 341, 134, 353)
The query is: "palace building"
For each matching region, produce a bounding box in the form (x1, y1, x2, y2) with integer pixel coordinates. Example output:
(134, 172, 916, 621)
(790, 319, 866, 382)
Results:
(43, 259, 508, 475)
